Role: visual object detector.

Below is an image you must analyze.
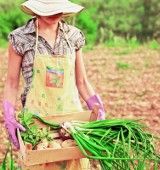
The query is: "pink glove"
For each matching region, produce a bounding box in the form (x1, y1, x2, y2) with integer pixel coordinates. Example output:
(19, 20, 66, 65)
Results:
(2, 99, 26, 149)
(86, 94, 105, 120)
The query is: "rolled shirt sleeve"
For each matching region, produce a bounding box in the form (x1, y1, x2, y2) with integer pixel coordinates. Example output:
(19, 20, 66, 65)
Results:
(8, 32, 24, 56)
(75, 30, 85, 51)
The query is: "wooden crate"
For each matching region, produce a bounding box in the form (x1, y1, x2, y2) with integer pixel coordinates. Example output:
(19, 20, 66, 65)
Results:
(18, 105, 99, 169)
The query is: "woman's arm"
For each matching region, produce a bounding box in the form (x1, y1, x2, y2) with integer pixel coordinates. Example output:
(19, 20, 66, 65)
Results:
(75, 49, 95, 101)
(2, 43, 26, 149)
(75, 49, 106, 119)
(3, 42, 22, 105)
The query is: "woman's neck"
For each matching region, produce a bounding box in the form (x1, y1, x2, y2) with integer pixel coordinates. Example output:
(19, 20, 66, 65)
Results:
(35, 17, 61, 48)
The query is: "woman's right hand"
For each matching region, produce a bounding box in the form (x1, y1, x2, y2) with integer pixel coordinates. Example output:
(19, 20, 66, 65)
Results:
(2, 99, 26, 149)
(2, 43, 26, 149)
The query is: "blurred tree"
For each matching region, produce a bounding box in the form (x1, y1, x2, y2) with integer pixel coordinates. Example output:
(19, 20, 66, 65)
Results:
(154, 2, 160, 43)
(96, 0, 145, 42)
(70, 0, 101, 45)
(0, 0, 30, 45)
(0, 0, 160, 46)
(140, 0, 159, 42)
(72, 0, 160, 43)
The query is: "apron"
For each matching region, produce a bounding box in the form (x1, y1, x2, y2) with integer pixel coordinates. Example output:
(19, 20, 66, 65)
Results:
(22, 19, 90, 170)
(24, 24, 83, 116)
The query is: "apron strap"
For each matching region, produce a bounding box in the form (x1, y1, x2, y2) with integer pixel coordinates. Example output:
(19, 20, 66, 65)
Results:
(63, 33, 72, 53)
(59, 21, 73, 53)
(35, 18, 39, 56)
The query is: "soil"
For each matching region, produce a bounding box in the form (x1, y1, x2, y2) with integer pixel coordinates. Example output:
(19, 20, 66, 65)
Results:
(0, 46, 160, 168)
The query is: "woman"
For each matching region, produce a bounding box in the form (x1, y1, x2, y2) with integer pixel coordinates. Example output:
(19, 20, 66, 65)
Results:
(2, 0, 105, 169)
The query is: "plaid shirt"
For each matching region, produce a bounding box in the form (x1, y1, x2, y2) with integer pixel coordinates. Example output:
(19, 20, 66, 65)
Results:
(8, 18, 85, 106)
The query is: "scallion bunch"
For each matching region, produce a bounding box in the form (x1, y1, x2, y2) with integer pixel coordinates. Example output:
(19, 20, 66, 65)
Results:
(62, 119, 160, 170)
(19, 110, 160, 169)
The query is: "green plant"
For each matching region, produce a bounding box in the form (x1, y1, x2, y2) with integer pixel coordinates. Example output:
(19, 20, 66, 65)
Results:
(127, 37, 139, 49)
(0, 0, 30, 47)
(144, 60, 152, 68)
(0, 142, 19, 170)
(116, 62, 131, 70)
(19, 110, 60, 146)
(106, 36, 127, 47)
(148, 40, 159, 50)
(105, 34, 140, 49)
(75, 11, 98, 45)
(114, 49, 132, 55)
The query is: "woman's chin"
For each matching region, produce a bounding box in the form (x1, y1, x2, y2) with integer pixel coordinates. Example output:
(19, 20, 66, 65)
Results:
(40, 16, 62, 25)
(47, 20, 60, 24)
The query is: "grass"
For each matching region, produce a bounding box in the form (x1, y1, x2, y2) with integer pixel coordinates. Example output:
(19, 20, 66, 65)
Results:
(105, 36, 140, 49)
(144, 60, 152, 68)
(148, 40, 159, 50)
(0, 142, 21, 170)
(114, 49, 132, 55)
(0, 39, 8, 48)
(116, 62, 131, 70)
(83, 44, 95, 52)
(105, 37, 159, 54)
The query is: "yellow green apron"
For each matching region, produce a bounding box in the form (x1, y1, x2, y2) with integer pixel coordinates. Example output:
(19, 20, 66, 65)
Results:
(24, 34, 83, 116)
(23, 19, 89, 170)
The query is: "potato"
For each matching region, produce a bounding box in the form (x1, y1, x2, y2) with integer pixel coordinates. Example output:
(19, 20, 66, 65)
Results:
(61, 139, 77, 148)
(25, 142, 32, 150)
(54, 139, 63, 145)
(48, 141, 62, 149)
(48, 131, 60, 139)
(41, 138, 48, 143)
(35, 142, 49, 150)
(59, 128, 71, 140)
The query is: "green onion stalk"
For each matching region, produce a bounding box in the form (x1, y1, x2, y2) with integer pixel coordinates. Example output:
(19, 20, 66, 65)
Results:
(62, 119, 160, 170)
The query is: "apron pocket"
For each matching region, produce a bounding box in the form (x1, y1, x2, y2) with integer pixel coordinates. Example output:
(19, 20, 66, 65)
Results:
(46, 66, 64, 88)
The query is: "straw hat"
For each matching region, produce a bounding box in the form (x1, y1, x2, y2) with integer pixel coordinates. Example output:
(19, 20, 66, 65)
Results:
(20, 0, 84, 17)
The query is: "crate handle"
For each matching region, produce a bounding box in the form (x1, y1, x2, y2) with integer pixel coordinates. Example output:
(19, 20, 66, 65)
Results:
(89, 103, 99, 122)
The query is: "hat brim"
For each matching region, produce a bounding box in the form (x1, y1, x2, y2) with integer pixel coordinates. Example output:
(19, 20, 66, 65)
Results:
(20, 0, 84, 17)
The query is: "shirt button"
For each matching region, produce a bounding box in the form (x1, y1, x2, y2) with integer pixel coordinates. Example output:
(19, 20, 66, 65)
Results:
(58, 61, 61, 65)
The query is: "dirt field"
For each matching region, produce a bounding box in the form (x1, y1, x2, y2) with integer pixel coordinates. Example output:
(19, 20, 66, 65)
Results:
(0, 46, 160, 167)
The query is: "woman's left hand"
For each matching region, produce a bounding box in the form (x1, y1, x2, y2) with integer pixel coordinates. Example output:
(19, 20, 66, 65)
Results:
(86, 94, 106, 120)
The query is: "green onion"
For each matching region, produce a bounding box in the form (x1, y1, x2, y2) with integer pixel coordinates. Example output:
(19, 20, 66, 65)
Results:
(63, 119, 160, 169)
